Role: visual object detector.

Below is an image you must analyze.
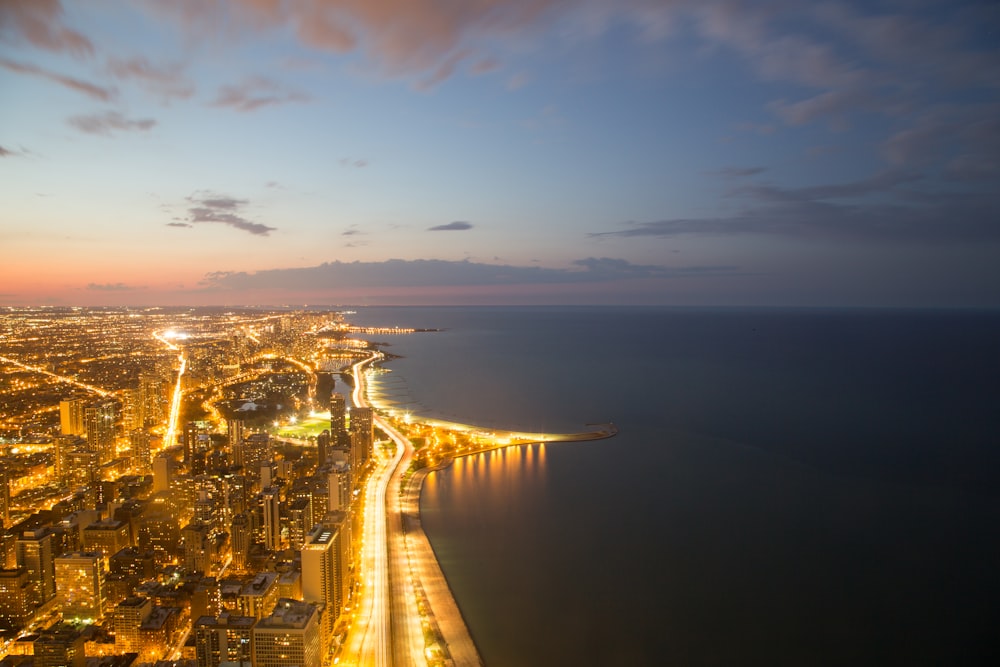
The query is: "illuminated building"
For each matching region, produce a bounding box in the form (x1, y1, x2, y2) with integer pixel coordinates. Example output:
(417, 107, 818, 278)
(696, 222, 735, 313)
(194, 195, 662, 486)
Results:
(54, 551, 105, 622)
(300, 514, 349, 641)
(59, 397, 87, 436)
(252, 599, 321, 667)
(0, 469, 9, 527)
(316, 429, 330, 468)
(0, 567, 35, 629)
(183, 521, 212, 574)
(114, 596, 152, 653)
(85, 399, 119, 465)
(34, 624, 86, 667)
(82, 518, 130, 562)
(194, 612, 256, 667)
(241, 433, 270, 490)
(227, 418, 245, 453)
(129, 430, 152, 473)
(287, 497, 313, 551)
(329, 393, 348, 447)
(139, 372, 167, 427)
(230, 513, 250, 573)
(152, 455, 170, 493)
(327, 462, 351, 512)
(349, 406, 373, 467)
(239, 572, 280, 619)
(66, 449, 100, 491)
(260, 487, 282, 552)
(16, 527, 55, 608)
(53, 435, 84, 484)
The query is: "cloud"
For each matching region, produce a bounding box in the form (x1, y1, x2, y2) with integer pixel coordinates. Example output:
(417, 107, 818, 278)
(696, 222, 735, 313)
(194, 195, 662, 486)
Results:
(202, 257, 739, 291)
(165, 0, 561, 84)
(0, 145, 22, 157)
(0, 0, 93, 56)
(166, 222, 192, 228)
(211, 77, 310, 112)
(68, 111, 157, 135)
(592, 170, 1000, 244)
(107, 56, 194, 101)
(428, 221, 474, 231)
(714, 166, 767, 178)
(0, 57, 114, 101)
(339, 157, 369, 168)
(183, 193, 276, 236)
(86, 282, 145, 291)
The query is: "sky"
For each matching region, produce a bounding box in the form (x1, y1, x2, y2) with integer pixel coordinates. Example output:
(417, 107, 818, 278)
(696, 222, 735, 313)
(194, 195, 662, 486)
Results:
(1, 0, 998, 307)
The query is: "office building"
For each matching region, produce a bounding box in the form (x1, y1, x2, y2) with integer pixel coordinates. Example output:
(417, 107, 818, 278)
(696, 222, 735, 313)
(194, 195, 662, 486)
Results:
(16, 527, 55, 608)
(85, 399, 119, 465)
(301, 515, 349, 640)
(54, 552, 105, 621)
(114, 596, 152, 653)
(59, 397, 86, 436)
(0, 567, 35, 629)
(194, 612, 256, 667)
(253, 599, 321, 667)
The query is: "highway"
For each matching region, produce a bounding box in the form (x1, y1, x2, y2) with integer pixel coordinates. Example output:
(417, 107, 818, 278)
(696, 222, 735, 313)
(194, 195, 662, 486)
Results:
(340, 353, 406, 666)
(341, 354, 425, 666)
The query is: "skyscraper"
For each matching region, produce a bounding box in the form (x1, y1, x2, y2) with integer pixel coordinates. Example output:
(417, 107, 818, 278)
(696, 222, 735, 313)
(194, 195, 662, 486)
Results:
(329, 393, 348, 447)
(59, 397, 86, 436)
(16, 527, 55, 608)
(84, 399, 118, 465)
(54, 552, 105, 621)
(260, 487, 282, 552)
(300, 514, 349, 641)
(349, 406, 373, 464)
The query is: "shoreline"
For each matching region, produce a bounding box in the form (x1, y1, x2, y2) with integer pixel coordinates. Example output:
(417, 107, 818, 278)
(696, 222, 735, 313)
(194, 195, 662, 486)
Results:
(354, 351, 616, 664)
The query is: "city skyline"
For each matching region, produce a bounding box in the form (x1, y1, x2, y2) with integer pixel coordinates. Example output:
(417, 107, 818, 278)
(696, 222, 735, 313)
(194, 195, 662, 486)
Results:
(2, 1, 999, 307)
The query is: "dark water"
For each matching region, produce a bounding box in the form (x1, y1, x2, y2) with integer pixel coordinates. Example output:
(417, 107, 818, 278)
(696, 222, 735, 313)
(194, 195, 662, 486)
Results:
(350, 307, 1000, 666)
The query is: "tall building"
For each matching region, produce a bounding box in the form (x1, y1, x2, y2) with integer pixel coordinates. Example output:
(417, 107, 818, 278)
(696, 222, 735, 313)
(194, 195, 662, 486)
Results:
(230, 512, 250, 573)
(85, 399, 119, 465)
(327, 462, 351, 512)
(349, 406, 373, 466)
(53, 435, 83, 485)
(59, 397, 86, 436)
(194, 612, 256, 667)
(114, 596, 152, 653)
(129, 430, 152, 473)
(183, 521, 212, 574)
(300, 515, 349, 640)
(253, 599, 321, 667)
(54, 552, 105, 621)
(260, 487, 282, 552)
(329, 393, 348, 447)
(0, 568, 35, 630)
(16, 527, 55, 608)
(227, 418, 245, 453)
(316, 429, 330, 468)
(242, 433, 270, 490)
(0, 469, 9, 527)
(287, 497, 313, 551)
(139, 372, 166, 427)
(152, 455, 170, 493)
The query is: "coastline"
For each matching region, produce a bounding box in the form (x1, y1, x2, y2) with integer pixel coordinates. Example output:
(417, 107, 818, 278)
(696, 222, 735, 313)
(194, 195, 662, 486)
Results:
(353, 350, 616, 664)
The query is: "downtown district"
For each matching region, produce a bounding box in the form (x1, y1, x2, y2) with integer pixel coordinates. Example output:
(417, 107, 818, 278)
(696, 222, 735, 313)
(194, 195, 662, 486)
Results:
(0, 307, 406, 667)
